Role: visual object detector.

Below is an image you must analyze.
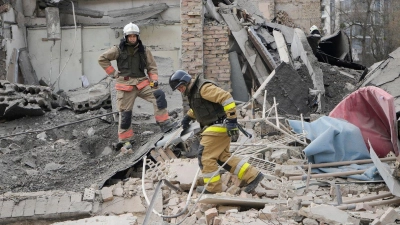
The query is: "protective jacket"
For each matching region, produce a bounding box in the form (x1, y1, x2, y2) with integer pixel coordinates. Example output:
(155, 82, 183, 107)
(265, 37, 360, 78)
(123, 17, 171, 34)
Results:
(188, 77, 226, 127)
(183, 76, 259, 193)
(98, 40, 158, 86)
(117, 44, 146, 78)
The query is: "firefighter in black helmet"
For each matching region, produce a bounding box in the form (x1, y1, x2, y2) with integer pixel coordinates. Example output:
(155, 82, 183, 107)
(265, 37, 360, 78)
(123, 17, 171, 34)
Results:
(169, 70, 264, 194)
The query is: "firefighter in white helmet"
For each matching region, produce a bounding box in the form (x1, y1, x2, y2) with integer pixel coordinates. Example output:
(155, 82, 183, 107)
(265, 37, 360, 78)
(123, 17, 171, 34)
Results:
(98, 22, 176, 150)
(309, 25, 321, 35)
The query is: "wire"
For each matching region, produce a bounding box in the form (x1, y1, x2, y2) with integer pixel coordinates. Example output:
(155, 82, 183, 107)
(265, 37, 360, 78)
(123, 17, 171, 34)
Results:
(50, 0, 78, 90)
(0, 111, 118, 140)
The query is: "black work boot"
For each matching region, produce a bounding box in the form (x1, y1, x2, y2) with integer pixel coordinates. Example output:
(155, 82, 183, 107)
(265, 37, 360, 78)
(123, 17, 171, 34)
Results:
(244, 173, 264, 194)
(196, 186, 215, 194)
(158, 118, 178, 133)
(114, 140, 135, 151)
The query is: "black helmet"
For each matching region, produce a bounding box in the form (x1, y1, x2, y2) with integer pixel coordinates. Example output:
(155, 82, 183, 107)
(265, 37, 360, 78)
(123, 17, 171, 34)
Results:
(169, 70, 192, 91)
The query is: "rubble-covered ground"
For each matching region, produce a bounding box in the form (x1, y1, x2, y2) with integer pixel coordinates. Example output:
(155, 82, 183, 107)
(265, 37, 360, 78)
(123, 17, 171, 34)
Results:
(0, 108, 163, 194)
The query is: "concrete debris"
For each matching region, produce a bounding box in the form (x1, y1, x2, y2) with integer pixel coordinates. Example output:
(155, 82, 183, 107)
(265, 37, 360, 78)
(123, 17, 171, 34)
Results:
(64, 78, 112, 112)
(0, 0, 400, 225)
(0, 80, 54, 119)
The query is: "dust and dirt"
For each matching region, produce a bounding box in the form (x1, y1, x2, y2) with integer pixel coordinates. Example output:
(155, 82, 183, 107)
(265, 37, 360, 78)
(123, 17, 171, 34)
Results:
(0, 108, 163, 195)
(0, 56, 183, 195)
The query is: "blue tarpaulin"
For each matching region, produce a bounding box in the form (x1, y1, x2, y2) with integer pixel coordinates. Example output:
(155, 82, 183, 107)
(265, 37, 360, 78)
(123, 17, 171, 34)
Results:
(288, 116, 382, 181)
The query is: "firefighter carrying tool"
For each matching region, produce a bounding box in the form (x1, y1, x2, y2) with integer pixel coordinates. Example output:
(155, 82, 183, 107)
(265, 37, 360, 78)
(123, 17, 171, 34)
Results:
(169, 70, 264, 194)
(98, 22, 176, 150)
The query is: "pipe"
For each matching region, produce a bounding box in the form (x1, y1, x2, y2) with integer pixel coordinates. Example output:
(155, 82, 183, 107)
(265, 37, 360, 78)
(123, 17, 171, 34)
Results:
(289, 169, 367, 180)
(301, 157, 397, 169)
(337, 197, 400, 210)
(342, 192, 393, 204)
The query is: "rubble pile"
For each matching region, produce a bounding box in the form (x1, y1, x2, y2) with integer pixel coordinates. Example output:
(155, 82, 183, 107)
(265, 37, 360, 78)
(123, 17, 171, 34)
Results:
(0, 1, 400, 225)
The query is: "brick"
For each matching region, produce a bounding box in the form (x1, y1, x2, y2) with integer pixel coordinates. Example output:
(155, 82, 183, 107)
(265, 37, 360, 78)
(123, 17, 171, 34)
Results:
(100, 197, 125, 215)
(35, 197, 47, 215)
(187, 11, 201, 16)
(203, 30, 215, 35)
(211, 34, 228, 39)
(69, 201, 92, 213)
(204, 39, 217, 43)
(23, 199, 36, 217)
(57, 194, 71, 213)
(380, 207, 398, 224)
(182, 42, 195, 46)
(101, 187, 114, 202)
(205, 208, 218, 225)
(83, 188, 95, 201)
(45, 196, 60, 215)
(11, 200, 26, 217)
(124, 196, 146, 213)
(194, 41, 203, 46)
(70, 192, 82, 203)
(187, 19, 201, 24)
(1, 200, 15, 218)
(214, 30, 229, 34)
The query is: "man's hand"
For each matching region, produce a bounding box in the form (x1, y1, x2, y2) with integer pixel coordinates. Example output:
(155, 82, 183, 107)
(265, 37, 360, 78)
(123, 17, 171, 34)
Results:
(226, 118, 239, 137)
(111, 70, 120, 79)
(181, 114, 192, 130)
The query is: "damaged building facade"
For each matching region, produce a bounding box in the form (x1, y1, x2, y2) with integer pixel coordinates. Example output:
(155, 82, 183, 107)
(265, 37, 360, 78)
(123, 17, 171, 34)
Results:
(0, 0, 400, 225)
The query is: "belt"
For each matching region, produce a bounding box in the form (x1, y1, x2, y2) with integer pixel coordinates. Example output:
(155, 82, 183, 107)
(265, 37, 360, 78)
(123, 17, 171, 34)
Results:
(212, 117, 226, 125)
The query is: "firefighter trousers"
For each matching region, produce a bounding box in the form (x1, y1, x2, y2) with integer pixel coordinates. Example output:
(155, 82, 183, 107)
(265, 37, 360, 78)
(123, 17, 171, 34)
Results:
(198, 129, 260, 193)
(116, 84, 169, 142)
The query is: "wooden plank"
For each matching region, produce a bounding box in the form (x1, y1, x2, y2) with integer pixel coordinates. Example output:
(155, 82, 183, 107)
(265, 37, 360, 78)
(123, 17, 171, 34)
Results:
(156, 148, 170, 161)
(150, 150, 164, 162)
(164, 147, 177, 159)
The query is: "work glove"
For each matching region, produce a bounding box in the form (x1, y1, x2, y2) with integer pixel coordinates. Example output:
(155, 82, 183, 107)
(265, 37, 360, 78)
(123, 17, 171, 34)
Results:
(150, 80, 158, 88)
(111, 70, 120, 79)
(181, 114, 192, 130)
(225, 118, 239, 137)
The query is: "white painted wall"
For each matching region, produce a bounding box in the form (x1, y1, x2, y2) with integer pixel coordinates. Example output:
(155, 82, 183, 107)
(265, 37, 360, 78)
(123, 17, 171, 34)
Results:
(25, 0, 181, 92)
(27, 24, 181, 92)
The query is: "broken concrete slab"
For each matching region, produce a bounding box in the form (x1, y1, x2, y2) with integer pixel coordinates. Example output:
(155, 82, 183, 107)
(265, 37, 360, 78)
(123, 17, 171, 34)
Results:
(220, 9, 270, 86)
(229, 51, 249, 102)
(369, 142, 400, 197)
(360, 47, 400, 112)
(265, 61, 313, 116)
(264, 22, 294, 45)
(18, 48, 39, 85)
(64, 78, 111, 112)
(291, 28, 325, 112)
(273, 30, 292, 66)
(257, 28, 277, 50)
(299, 204, 360, 225)
(167, 158, 198, 191)
(247, 26, 277, 72)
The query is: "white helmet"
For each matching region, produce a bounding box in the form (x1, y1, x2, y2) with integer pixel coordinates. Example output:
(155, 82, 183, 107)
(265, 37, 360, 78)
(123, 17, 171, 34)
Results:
(123, 22, 140, 36)
(310, 25, 319, 34)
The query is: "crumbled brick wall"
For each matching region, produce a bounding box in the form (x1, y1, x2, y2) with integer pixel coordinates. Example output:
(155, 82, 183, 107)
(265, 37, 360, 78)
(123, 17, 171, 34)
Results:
(203, 24, 231, 91)
(180, 0, 203, 78)
(275, 0, 320, 31)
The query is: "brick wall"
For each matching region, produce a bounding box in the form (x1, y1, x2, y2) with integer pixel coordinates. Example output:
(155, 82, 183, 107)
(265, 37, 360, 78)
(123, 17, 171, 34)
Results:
(181, 0, 232, 92)
(203, 24, 231, 91)
(180, 0, 203, 78)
